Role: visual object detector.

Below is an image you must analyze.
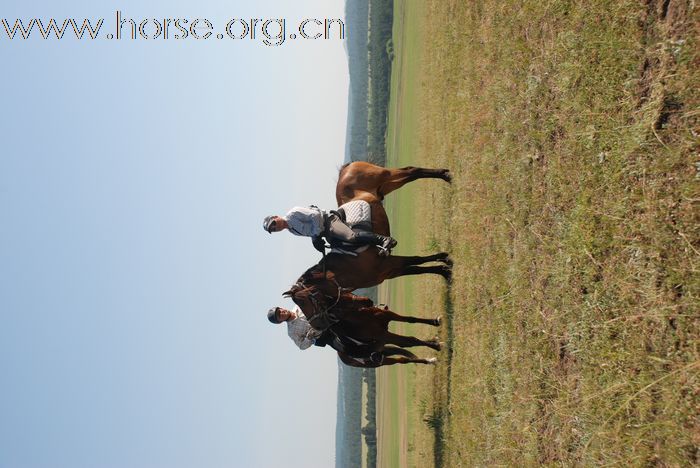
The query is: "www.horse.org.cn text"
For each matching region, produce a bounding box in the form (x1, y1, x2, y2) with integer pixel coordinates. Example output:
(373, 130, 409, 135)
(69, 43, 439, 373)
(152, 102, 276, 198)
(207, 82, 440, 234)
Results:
(0, 12, 346, 46)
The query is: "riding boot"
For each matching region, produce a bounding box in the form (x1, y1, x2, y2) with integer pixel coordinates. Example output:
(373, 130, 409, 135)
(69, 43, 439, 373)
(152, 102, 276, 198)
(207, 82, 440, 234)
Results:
(353, 232, 397, 256)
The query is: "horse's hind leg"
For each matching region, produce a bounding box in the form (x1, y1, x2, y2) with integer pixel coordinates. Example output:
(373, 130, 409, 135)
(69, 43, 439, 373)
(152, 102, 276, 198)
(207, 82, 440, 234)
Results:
(378, 166, 451, 198)
(377, 309, 441, 327)
(380, 357, 437, 366)
(383, 331, 442, 351)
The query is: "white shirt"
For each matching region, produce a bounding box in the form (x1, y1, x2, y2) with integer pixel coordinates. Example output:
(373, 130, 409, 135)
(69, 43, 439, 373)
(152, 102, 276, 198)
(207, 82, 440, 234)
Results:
(286, 308, 323, 350)
(284, 206, 325, 237)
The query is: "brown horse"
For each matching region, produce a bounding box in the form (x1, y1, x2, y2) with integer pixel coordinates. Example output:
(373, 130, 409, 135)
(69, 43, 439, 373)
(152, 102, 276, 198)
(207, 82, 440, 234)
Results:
(284, 275, 442, 367)
(300, 162, 453, 291)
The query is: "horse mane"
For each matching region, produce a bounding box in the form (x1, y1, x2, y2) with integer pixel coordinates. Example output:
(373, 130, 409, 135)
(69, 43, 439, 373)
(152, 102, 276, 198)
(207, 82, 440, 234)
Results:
(299, 263, 336, 284)
(300, 263, 321, 280)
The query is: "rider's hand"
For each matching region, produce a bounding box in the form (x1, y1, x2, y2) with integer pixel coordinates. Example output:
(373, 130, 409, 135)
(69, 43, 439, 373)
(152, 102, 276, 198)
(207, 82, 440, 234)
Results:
(311, 236, 326, 253)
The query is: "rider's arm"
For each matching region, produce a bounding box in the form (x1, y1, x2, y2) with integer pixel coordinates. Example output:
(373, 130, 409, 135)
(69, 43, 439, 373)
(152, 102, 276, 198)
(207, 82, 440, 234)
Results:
(288, 317, 322, 350)
(299, 327, 323, 350)
(296, 335, 315, 350)
(286, 206, 324, 237)
(290, 328, 315, 350)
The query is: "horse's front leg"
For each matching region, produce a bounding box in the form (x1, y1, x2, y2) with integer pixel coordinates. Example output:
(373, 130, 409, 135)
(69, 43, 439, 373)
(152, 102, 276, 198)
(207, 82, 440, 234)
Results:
(401, 265, 452, 282)
(375, 308, 441, 326)
(382, 254, 452, 282)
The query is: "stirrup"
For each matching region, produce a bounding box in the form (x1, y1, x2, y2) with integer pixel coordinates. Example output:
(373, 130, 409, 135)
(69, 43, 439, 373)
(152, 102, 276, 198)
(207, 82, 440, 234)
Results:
(377, 236, 396, 256)
(384, 237, 398, 249)
(377, 246, 391, 257)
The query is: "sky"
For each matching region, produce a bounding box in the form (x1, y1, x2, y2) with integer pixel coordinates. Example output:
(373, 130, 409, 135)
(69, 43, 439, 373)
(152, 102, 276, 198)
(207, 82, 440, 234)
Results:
(0, 1, 348, 467)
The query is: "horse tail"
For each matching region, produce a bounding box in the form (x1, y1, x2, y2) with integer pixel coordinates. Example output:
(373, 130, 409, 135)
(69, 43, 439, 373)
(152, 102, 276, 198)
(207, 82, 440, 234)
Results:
(337, 163, 351, 184)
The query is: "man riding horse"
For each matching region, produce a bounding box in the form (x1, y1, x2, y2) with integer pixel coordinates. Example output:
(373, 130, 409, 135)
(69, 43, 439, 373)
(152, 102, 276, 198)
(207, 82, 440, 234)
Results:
(262, 204, 397, 256)
(265, 272, 442, 367)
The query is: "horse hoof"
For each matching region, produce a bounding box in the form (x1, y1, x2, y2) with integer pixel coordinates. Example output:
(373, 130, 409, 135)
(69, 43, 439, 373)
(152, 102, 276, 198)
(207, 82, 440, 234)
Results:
(442, 266, 453, 283)
(442, 170, 452, 183)
(434, 316, 442, 326)
(444, 256, 454, 268)
(427, 357, 437, 365)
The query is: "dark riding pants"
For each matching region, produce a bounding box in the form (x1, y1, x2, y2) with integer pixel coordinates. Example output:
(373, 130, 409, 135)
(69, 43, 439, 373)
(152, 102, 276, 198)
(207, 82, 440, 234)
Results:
(324, 214, 379, 246)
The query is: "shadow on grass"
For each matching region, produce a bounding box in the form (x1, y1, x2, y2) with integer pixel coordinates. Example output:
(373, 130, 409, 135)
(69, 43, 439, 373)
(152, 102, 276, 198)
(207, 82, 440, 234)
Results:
(428, 285, 454, 468)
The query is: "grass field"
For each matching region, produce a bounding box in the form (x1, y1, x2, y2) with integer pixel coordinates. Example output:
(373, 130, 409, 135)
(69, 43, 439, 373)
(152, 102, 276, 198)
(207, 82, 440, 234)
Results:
(378, 0, 699, 466)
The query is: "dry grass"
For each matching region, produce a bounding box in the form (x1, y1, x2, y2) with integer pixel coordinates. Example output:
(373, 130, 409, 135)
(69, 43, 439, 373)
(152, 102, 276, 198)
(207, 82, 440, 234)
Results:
(384, 0, 699, 466)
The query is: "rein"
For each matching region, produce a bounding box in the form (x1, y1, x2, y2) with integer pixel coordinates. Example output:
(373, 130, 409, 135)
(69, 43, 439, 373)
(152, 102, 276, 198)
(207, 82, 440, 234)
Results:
(294, 276, 343, 331)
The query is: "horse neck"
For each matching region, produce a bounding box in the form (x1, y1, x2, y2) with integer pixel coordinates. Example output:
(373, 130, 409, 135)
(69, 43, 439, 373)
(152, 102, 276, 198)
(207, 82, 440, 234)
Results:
(290, 291, 317, 320)
(300, 270, 340, 297)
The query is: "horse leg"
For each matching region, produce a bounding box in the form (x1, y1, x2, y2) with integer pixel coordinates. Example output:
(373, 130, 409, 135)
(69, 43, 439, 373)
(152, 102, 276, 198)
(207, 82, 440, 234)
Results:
(401, 265, 452, 282)
(337, 352, 378, 368)
(378, 166, 452, 197)
(378, 346, 437, 366)
(381, 253, 452, 282)
(376, 309, 441, 326)
(404, 252, 452, 266)
(383, 331, 442, 351)
(380, 357, 437, 366)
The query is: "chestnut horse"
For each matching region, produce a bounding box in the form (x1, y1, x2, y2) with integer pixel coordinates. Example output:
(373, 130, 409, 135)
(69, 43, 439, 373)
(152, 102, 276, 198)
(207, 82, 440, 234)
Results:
(284, 274, 442, 367)
(299, 161, 453, 290)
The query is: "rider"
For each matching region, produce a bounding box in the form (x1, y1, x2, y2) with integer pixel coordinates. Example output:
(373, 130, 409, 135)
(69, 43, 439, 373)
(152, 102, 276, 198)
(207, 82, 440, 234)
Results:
(267, 305, 382, 363)
(267, 306, 332, 350)
(262, 205, 397, 256)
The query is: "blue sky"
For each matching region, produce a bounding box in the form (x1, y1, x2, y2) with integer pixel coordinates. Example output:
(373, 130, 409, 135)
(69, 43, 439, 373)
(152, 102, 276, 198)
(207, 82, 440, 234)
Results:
(0, 1, 348, 466)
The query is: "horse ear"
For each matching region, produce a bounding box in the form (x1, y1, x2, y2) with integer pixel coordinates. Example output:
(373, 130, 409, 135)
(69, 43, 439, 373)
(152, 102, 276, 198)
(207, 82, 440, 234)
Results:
(282, 290, 292, 298)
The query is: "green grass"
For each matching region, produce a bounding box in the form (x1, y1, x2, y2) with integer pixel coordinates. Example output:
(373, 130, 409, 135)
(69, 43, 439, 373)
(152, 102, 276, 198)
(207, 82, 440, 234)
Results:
(385, 0, 424, 169)
(378, 0, 699, 466)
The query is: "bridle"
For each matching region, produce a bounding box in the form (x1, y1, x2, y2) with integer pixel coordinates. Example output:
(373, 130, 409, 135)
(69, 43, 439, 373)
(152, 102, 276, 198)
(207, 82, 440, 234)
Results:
(291, 275, 345, 332)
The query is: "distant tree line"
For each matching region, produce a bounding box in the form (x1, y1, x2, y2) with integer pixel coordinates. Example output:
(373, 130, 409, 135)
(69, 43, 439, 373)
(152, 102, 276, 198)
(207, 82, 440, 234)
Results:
(362, 369, 377, 468)
(335, 364, 363, 468)
(366, 0, 394, 166)
(344, 0, 394, 166)
(344, 0, 370, 162)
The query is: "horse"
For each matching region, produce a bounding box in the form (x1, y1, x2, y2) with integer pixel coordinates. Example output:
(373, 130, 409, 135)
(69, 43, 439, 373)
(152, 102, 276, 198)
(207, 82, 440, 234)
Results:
(299, 161, 453, 291)
(284, 274, 442, 368)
